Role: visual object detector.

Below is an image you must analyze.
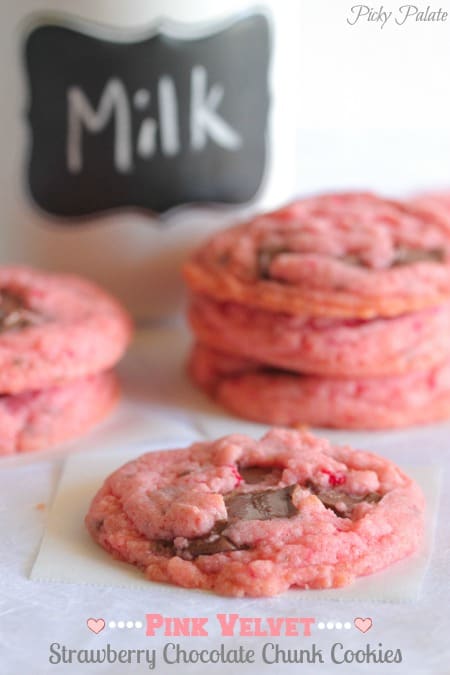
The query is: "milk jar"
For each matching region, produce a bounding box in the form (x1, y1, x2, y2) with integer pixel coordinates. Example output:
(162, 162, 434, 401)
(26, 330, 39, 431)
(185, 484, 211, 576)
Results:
(0, 1, 300, 318)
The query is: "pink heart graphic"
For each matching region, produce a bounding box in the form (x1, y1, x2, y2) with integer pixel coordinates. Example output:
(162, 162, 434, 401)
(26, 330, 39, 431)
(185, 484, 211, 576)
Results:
(354, 617, 372, 633)
(87, 618, 105, 634)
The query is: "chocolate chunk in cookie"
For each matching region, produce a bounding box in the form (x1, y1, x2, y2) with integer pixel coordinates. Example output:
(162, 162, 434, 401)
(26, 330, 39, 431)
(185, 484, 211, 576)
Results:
(258, 247, 289, 278)
(225, 485, 298, 522)
(239, 466, 282, 484)
(176, 485, 298, 559)
(392, 247, 445, 266)
(0, 289, 41, 332)
(306, 481, 381, 517)
(177, 532, 238, 559)
(341, 247, 446, 269)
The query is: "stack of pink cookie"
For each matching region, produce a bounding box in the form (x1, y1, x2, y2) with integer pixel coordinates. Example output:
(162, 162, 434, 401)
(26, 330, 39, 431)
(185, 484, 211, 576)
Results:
(184, 192, 450, 429)
(0, 266, 132, 455)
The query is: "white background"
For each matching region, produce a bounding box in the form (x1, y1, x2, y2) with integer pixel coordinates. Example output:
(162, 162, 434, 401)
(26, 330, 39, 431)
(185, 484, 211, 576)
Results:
(294, 0, 450, 194)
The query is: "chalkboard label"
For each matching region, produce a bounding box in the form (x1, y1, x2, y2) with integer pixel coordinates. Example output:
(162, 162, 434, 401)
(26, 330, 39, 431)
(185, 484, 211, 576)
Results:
(24, 14, 270, 218)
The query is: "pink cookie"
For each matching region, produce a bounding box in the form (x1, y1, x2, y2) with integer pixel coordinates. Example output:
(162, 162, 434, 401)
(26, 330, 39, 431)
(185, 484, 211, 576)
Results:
(0, 266, 132, 394)
(189, 294, 450, 377)
(86, 429, 424, 597)
(184, 193, 450, 319)
(0, 371, 118, 455)
(412, 191, 450, 232)
(190, 343, 450, 429)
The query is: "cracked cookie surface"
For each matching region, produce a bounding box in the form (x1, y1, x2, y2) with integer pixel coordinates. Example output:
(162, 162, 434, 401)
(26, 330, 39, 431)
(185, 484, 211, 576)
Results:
(85, 429, 424, 596)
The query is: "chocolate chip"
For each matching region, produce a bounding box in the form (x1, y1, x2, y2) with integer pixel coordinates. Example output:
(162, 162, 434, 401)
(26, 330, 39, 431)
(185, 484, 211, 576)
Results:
(174, 486, 298, 558)
(170, 485, 298, 559)
(306, 481, 382, 517)
(225, 485, 298, 522)
(341, 247, 446, 269)
(239, 466, 279, 484)
(392, 247, 445, 266)
(340, 254, 366, 267)
(152, 539, 177, 557)
(176, 533, 238, 560)
(258, 247, 289, 278)
(0, 290, 42, 332)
